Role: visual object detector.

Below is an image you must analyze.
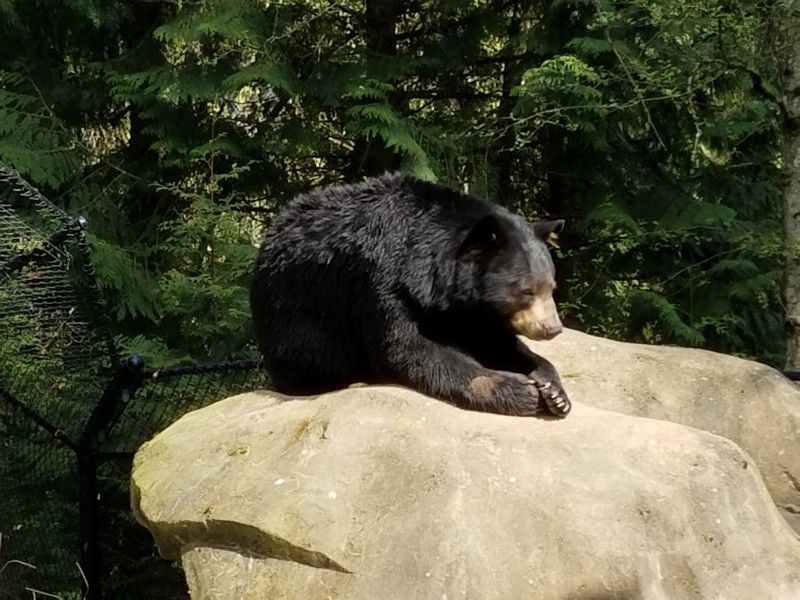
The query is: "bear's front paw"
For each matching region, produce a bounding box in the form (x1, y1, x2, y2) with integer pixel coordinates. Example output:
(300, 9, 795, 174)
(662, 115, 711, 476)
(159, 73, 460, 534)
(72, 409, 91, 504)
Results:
(469, 372, 543, 416)
(530, 375, 571, 418)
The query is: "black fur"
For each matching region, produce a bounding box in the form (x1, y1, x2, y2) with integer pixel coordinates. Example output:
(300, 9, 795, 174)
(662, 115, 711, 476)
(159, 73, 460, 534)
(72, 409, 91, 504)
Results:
(250, 172, 570, 417)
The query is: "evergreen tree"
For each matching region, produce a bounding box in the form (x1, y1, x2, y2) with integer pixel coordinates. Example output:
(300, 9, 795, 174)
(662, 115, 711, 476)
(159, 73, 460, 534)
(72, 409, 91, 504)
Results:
(0, 0, 788, 373)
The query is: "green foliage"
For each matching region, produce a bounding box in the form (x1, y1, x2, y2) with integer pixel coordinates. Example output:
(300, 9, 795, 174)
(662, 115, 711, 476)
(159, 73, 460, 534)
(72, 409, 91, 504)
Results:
(89, 235, 160, 322)
(151, 161, 257, 360)
(0, 70, 81, 189)
(0, 0, 785, 362)
(509, 0, 784, 364)
(0, 0, 786, 364)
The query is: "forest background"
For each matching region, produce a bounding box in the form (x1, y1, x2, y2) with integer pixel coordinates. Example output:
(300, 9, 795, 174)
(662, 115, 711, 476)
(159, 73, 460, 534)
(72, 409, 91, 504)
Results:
(1, 0, 799, 370)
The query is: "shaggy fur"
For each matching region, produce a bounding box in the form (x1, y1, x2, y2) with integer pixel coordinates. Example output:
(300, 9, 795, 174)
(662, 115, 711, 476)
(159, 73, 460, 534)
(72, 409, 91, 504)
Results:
(250, 172, 570, 417)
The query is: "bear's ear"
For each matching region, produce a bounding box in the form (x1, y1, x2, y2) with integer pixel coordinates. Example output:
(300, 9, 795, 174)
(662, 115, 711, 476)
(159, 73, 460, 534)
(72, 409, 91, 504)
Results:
(459, 215, 505, 257)
(532, 219, 565, 246)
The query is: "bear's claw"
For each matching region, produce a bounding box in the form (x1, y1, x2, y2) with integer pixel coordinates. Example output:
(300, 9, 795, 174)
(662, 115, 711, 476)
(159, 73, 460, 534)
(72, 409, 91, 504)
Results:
(533, 379, 571, 418)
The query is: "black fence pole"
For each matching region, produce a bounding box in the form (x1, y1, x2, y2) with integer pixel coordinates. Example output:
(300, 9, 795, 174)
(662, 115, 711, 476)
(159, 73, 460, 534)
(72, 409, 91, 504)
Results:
(77, 354, 145, 600)
(76, 448, 100, 599)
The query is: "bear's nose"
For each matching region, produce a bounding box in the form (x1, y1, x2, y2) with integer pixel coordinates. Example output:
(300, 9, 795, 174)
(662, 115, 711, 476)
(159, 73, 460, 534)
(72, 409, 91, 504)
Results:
(543, 323, 563, 339)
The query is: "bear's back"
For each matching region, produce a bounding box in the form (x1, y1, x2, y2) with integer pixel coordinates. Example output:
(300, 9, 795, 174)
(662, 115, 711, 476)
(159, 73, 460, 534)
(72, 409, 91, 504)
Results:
(266, 173, 503, 252)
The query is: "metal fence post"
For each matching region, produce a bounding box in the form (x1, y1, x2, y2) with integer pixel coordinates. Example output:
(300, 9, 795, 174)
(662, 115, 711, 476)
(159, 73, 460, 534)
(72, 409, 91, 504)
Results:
(77, 354, 145, 600)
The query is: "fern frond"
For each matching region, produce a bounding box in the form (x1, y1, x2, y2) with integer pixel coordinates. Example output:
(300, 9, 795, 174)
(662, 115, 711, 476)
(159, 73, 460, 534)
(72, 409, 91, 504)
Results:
(627, 289, 705, 345)
(223, 61, 297, 95)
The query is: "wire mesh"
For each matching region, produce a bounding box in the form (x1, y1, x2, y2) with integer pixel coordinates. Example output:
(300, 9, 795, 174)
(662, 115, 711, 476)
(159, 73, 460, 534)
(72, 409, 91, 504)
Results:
(101, 361, 265, 456)
(0, 163, 268, 599)
(0, 164, 114, 598)
(0, 409, 81, 598)
(0, 166, 116, 442)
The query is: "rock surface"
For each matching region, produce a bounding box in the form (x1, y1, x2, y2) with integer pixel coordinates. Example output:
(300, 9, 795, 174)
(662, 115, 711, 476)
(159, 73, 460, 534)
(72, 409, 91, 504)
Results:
(132, 387, 800, 600)
(526, 329, 800, 531)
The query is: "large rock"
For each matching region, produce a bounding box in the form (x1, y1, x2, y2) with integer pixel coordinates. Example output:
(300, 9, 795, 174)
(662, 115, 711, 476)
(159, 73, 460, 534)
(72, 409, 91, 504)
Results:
(131, 387, 800, 600)
(527, 329, 800, 529)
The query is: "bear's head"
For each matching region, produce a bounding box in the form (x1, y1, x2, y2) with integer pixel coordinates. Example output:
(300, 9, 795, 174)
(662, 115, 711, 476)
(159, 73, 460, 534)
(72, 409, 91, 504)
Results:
(457, 214, 564, 341)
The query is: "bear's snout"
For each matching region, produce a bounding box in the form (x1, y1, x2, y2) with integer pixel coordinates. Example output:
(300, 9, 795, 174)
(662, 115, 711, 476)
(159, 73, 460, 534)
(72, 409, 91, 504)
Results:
(510, 294, 563, 341)
(540, 321, 563, 339)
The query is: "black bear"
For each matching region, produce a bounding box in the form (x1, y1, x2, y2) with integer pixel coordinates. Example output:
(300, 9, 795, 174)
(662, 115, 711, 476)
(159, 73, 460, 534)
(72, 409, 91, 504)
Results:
(250, 172, 570, 417)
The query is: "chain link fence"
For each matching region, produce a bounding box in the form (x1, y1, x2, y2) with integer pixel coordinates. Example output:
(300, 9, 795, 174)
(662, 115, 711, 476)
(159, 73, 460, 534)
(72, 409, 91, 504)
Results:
(0, 164, 268, 599)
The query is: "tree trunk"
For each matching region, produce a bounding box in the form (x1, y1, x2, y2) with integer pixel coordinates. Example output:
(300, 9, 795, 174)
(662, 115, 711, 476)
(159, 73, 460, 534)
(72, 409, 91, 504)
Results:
(492, 2, 530, 206)
(347, 0, 402, 181)
(782, 5, 800, 367)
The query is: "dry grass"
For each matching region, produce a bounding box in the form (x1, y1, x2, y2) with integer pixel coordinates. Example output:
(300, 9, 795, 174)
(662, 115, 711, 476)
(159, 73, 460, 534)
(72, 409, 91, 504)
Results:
(0, 533, 88, 600)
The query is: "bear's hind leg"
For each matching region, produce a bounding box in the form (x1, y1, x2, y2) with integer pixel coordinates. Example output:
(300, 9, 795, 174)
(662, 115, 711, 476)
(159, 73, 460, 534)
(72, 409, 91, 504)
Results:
(264, 336, 367, 396)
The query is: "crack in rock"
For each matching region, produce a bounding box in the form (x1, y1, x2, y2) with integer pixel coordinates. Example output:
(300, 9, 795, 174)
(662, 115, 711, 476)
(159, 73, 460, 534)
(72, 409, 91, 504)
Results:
(785, 468, 800, 494)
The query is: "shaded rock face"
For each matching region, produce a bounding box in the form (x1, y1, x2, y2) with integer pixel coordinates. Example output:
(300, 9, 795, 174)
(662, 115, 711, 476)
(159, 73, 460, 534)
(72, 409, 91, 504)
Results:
(132, 386, 800, 600)
(526, 329, 800, 530)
